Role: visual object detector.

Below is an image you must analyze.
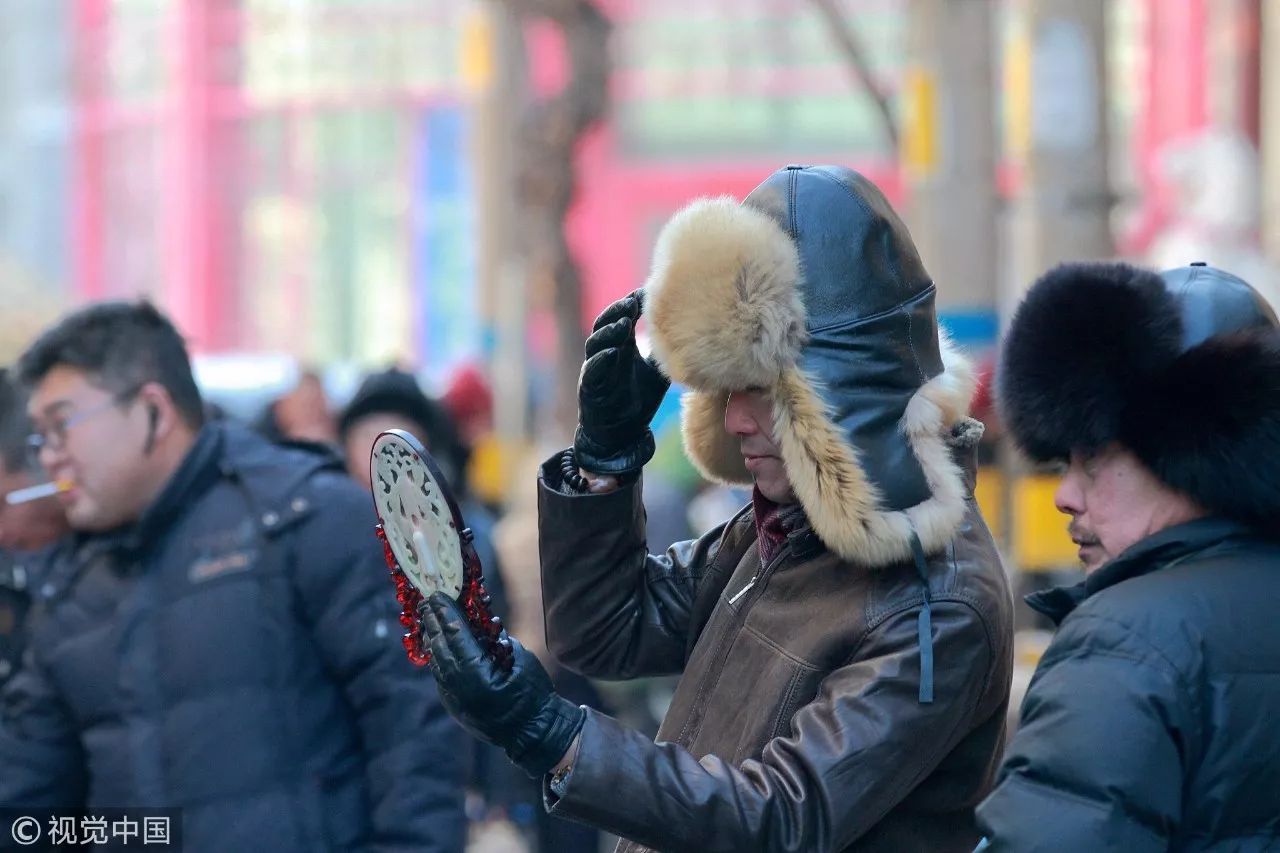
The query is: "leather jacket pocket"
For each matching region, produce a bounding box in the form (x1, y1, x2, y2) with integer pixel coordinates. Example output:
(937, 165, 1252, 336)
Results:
(712, 625, 823, 766)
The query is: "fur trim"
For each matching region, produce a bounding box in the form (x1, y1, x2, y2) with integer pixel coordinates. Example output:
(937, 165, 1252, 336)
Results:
(645, 197, 807, 392)
(680, 391, 751, 484)
(772, 337, 976, 566)
(772, 365, 884, 554)
(1122, 330, 1280, 524)
(998, 262, 1183, 461)
(644, 195, 977, 566)
(905, 335, 977, 430)
(681, 333, 977, 566)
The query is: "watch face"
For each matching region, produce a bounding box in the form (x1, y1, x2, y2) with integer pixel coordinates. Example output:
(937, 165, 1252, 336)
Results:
(370, 430, 464, 600)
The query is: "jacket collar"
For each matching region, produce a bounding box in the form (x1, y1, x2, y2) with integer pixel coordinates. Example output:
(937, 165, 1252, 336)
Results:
(750, 488, 824, 563)
(1026, 516, 1256, 624)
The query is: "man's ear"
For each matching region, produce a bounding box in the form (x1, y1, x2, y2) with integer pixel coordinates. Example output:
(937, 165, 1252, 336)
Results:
(136, 382, 181, 452)
(145, 404, 159, 452)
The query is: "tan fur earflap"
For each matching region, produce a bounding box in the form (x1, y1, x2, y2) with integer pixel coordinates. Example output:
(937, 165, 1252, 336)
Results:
(679, 391, 752, 485)
(645, 197, 807, 393)
(904, 333, 977, 432)
(768, 335, 977, 567)
(771, 366, 884, 559)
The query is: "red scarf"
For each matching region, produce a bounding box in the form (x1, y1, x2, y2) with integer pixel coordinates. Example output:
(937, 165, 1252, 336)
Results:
(751, 487, 792, 565)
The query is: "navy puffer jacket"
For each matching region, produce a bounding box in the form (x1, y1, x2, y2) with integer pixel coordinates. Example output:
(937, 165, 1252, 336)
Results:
(0, 423, 465, 852)
(977, 518, 1280, 851)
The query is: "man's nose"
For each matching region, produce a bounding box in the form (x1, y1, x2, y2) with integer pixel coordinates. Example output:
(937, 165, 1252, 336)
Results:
(723, 392, 757, 437)
(39, 443, 71, 477)
(1054, 470, 1083, 517)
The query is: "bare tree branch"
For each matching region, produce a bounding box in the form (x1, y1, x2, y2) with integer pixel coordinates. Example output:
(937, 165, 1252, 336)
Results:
(810, 0, 900, 150)
(497, 0, 611, 439)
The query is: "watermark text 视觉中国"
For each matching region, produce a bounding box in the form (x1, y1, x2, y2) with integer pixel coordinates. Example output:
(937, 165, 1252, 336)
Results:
(3, 809, 181, 848)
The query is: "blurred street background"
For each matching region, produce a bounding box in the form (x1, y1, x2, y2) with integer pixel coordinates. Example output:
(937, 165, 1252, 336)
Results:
(2, 1, 1278, 849)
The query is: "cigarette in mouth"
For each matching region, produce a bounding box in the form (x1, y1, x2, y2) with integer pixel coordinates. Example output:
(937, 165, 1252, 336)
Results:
(5, 480, 74, 506)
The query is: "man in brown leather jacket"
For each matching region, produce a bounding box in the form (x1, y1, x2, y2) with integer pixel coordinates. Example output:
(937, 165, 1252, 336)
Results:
(419, 165, 1014, 852)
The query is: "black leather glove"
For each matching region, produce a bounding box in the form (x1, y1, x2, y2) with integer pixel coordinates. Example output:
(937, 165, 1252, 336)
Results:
(420, 592, 585, 778)
(574, 289, 671, 475)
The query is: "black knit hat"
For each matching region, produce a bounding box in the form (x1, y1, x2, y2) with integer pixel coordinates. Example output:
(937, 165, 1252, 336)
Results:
(338, 368, 467, 486)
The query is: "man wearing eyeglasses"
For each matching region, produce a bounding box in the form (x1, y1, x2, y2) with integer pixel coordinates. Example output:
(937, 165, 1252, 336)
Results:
(0, 369, 70, 692)
(0, 302, 467, 852)
(0, 369, 70, 554)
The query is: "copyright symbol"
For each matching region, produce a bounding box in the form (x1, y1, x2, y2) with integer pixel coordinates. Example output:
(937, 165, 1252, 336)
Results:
(10, 816, 40, 845)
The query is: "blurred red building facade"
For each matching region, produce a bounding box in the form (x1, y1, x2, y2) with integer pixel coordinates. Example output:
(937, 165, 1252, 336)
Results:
(66, 0, 1260, 367)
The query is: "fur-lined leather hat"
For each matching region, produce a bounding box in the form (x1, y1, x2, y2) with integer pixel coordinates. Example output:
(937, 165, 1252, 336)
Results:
(999, 261, 1280, 527)
(645, 165, 976, 567)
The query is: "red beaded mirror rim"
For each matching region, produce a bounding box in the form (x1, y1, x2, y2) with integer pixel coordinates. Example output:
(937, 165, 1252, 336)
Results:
(369, 429, 512, 672)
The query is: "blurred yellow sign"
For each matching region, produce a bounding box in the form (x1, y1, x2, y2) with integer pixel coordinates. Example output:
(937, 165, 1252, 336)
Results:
(972, 465, 1005, 544)
(902, 66, 939, 178)
(460, 7, 494, 94)
(975, 466, 1078, 571)
(1004, 25, 1033, 158)
(467, 433, 514, 507)
(1011, 474, 1077, 569)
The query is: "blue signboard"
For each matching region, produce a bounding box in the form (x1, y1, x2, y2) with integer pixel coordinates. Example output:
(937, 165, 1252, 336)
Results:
(415, 106, 479, 383)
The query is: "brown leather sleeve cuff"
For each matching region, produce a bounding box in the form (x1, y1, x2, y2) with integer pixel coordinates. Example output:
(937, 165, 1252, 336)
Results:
(541, 708, 621, 817)
(540, 708, 692, 846)
(537, 453, 643, 515)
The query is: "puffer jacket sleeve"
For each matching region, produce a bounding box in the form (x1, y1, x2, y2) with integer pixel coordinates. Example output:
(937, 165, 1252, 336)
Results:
(291, 472, 466, 853)
(538, 455, 740, 680)
(0, 646, 87, 808)
(975, 611, 1188, 852)
(545, 599, 997, 852)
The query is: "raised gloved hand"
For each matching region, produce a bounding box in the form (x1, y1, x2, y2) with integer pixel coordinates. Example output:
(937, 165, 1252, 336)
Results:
(420, 592, 585, 778)
(574, 290, 671, 475)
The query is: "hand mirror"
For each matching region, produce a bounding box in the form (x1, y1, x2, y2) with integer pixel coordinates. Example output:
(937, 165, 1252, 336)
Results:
(369, 429, 512, 671)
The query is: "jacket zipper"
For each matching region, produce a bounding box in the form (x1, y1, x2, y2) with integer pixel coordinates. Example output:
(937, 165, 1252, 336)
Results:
(679, 542, 794, 746)
(727, 576, 756, 605)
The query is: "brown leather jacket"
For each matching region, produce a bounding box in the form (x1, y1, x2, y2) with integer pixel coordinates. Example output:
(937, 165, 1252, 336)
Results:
(537, 434, 1012, 852)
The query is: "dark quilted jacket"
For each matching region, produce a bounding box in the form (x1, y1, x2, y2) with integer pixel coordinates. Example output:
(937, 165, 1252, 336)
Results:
(0, 423, 465, 852)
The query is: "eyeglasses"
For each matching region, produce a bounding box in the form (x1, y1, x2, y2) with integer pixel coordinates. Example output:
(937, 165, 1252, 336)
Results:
(27, 388, 141, 460)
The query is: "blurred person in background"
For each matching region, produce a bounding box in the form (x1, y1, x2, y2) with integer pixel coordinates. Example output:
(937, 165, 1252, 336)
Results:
(417, 166, 1014, 852)
(338, 366, 509, 623)
(441, 364, 494, 450)
(339, 367, 605, 852)
(253, 368, 339, 448)
(977, 262, 1280, 850)
(0, 368, 70, 553)
(0, 303, 466, 852)
(441, 365, 509, 516)
(337, 367, 510, 799)
(0, 369, 70, 691)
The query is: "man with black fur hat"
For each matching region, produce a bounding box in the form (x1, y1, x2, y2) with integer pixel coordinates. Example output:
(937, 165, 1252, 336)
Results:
(977, 262, 1280, 850)
(416, 165, 1015, 851)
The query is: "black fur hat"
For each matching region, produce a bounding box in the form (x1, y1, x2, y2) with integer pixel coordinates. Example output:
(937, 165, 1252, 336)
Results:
(998, 262, 1280, 527)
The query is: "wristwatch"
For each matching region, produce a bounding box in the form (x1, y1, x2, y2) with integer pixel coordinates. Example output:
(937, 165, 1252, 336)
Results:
(549, 762, 574, 798)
